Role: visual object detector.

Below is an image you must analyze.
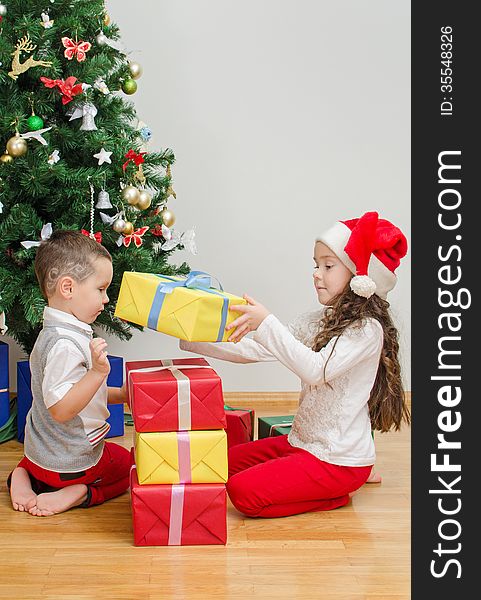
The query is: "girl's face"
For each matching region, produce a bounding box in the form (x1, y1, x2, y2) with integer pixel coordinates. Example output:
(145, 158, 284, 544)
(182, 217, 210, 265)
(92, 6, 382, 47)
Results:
(313, 241, 352, 305)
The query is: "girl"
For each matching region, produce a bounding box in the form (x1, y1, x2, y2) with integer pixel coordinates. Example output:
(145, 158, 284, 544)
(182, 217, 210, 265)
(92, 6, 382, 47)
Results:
(180, 211, 410, 518)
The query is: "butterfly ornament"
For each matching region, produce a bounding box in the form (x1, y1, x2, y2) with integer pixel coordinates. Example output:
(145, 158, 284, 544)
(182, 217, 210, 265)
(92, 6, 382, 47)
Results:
(61, 36, 92, 62)
(21, 223, 53, 249)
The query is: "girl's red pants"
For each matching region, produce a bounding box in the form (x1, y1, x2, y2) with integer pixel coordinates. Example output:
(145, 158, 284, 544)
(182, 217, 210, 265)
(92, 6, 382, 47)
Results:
(226, 434, 372, 518)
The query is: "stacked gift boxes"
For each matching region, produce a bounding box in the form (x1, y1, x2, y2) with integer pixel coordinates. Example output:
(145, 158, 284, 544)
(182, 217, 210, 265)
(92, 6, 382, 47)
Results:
(127, 358, 228, 546)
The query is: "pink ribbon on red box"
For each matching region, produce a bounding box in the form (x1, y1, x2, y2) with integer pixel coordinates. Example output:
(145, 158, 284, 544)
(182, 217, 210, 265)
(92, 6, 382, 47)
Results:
(168, 484, 185, 545)
(177, 431, 192, 483)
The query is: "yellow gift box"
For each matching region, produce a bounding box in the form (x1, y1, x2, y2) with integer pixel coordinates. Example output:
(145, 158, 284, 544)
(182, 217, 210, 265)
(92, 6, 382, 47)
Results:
(134, 429, 228, 485)
(114, 271, 247, 342)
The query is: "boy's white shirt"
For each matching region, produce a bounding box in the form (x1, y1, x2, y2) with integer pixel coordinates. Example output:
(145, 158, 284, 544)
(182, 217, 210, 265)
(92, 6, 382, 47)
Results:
(41, 306, 110, 436)
(180, 309, 381, 467)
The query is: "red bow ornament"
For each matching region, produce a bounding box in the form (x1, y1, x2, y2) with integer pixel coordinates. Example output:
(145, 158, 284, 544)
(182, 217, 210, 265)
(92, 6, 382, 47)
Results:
(81, 229, 102, 243)
(62, 37, 92, 62)
(123, 226, 149, 248)
(40, 76, 84, 104)
(122, 149, 147, 172)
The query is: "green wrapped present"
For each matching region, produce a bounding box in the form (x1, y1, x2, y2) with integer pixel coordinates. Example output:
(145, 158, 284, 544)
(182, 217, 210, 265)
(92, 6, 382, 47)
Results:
(257, 415, 295, 439)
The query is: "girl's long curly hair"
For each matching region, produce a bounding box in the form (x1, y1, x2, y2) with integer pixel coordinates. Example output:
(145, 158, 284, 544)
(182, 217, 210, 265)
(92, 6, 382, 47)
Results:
(312, 287, 410, 432)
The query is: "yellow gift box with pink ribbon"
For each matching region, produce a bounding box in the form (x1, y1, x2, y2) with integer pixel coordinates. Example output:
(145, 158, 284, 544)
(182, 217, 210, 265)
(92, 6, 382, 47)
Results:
(134, 429, 228, 485)
(114, 271, 247, 342)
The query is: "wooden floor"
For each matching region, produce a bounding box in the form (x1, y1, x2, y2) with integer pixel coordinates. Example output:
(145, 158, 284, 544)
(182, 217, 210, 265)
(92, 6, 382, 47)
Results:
(0, 394, 410, 599)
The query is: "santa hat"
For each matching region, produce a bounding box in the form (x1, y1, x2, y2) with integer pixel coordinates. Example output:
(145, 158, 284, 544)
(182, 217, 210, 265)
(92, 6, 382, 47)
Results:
(316, 211, 408, 299)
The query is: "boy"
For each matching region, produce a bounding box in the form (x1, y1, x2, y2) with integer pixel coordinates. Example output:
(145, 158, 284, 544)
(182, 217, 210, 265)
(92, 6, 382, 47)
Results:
(9, 230, 130, 516)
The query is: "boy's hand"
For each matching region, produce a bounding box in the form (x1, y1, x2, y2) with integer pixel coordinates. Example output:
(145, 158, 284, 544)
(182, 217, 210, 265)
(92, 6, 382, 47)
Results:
(226, 294, 271, 342)
(90, 338, 110, 378)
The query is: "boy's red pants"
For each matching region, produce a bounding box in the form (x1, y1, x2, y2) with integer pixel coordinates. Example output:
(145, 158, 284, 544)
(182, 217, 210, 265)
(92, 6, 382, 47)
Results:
(226, 435, 372, 518)
(14, 442, 130, 507)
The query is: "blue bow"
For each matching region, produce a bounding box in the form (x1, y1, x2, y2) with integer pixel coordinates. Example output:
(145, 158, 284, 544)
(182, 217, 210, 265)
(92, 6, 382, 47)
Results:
(147, 271, 229, 341)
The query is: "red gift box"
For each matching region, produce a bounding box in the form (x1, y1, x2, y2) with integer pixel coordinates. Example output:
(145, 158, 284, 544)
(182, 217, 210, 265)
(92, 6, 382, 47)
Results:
(130, 468, 227, 546)
(225, 406, 255, 448)
(126, 358, 226, 432)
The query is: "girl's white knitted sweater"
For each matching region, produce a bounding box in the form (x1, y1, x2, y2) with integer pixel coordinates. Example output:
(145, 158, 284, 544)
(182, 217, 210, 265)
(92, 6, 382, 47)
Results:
(180, 308, 383, 467)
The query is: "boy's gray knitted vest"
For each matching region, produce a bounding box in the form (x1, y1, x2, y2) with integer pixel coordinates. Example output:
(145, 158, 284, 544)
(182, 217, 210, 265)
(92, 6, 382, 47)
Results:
(24, 322, 104, 472)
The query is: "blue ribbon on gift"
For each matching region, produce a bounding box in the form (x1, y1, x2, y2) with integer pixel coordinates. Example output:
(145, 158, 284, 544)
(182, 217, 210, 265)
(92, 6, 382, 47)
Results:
(147, 271, 229, 341)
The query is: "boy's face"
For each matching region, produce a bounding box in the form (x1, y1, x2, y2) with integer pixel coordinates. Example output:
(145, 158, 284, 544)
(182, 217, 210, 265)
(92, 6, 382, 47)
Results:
(70, 257, 113, 324)
(313, 241, 352, 305)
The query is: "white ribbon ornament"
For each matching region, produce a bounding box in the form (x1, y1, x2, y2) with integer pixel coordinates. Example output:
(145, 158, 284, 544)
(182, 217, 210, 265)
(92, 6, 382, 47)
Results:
(20, 127, 52, 146)
(100, 211, 119, 225)
(0, 310, 7, 335)
(47, 149, 60, 165)
(94, 78, 110, 95)
(21, 222, 52, 249)
(40, 12, 54, 28)
(0, 291, 7, 335)
(159, 226, 197, 255)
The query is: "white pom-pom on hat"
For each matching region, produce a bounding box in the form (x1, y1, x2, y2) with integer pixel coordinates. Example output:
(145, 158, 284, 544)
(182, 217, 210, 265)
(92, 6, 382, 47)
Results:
(350, 275, 377, 298)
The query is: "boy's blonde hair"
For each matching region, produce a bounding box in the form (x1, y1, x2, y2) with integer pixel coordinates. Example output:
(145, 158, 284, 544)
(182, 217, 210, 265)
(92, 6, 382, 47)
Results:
(34, 230, 112, 299)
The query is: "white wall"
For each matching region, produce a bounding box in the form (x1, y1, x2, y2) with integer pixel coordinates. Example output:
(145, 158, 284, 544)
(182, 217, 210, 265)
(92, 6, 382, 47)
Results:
(4, 0, 411, 392)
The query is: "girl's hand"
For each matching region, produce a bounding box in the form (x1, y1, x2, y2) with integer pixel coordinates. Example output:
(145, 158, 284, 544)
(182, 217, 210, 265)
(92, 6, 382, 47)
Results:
(90, 338, 111, 378)
(226, 294, 271, 342)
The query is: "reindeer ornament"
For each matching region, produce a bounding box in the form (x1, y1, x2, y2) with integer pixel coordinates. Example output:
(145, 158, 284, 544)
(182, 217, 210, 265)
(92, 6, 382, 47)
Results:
(8, 34, 52, 80)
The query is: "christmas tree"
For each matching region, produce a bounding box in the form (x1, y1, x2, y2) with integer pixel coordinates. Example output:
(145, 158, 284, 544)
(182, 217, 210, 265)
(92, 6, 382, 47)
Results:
(0, 0, 194, 354)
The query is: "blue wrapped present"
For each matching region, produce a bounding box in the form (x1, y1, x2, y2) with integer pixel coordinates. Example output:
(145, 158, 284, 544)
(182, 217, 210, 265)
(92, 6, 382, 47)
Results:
(17, 355, 125, 442)
(106, 403, 124, 438)
(106, 355, 124, 388)
(105, 355, 124, 439)
(16, 360, 32, 443)
(1, 341, 10, 428)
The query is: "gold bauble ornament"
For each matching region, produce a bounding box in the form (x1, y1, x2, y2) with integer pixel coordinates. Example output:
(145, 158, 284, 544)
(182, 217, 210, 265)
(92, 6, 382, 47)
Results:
(0, 153, 13, 164)
(160, 207, 176, 228)
(6, 135, 28, 157)
(113, 218, 127, 233)
(129, 62, 143, 80)
(103, 13, 111, 26)
(122, 221, 134, 235)
(137, 190, 152, 210)
(121, 185, 140, 205)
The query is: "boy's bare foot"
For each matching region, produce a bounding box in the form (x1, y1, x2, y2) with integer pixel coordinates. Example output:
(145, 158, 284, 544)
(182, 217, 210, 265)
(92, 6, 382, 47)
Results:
(28, 484, 88, 517)
(366, 467, 382, 483)
(10, 467, 37, 512)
